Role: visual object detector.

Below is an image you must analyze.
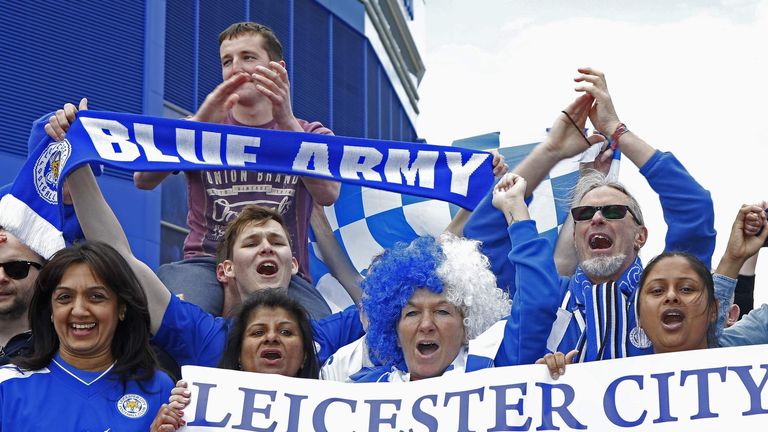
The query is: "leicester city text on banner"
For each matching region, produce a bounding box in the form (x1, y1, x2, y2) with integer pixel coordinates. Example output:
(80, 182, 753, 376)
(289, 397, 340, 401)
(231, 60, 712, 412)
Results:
(180, 344, 768, 431)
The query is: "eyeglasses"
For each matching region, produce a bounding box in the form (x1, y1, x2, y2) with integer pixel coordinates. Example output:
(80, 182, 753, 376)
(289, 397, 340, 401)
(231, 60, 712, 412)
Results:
(0, 261, 42, 280)
(571, 205, 641, 225)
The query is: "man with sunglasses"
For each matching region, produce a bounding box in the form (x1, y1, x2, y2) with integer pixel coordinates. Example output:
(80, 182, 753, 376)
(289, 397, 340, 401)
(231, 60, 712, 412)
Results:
(465, 67, 715, 363)
(0, 228, 44, 365)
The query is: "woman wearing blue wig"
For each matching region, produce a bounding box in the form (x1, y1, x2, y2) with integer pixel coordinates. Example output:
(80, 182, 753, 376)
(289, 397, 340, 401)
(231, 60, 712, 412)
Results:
(354, 173, 562, 382)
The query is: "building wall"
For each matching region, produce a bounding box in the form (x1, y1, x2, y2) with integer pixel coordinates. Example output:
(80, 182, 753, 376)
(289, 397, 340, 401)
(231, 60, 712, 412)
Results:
(0, 0, 422, 268)
(0, 0, 163, 265)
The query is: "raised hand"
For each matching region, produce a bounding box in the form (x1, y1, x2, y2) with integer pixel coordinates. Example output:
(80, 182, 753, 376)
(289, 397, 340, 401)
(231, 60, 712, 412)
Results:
(574, 67, 621, 135)
(580, 134, 614, 177)
(544, 93, 604, 160)
(45, 98, 88, 141)
(743, 201, 767, 236)
(492, 173, 530, 225)
(490, 149, 508, 178)
(191, 72, 250, 124)
(252, 61, 300, 130)
(717, 204, 768, 278)
(731, 204, 768, 259)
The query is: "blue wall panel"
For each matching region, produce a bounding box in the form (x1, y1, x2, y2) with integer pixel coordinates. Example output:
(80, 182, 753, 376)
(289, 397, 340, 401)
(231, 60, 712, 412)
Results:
(315, 0, 365, 33)
(249, 0, 292, 64)
(197, 0, 246, 109)
(395, 102, 404, 141)
(164, 0, 196, 112)
(379, 67, 392, 140)
(292, 0, 331, 126)
(159, 169, 190, 265)
(366, 44, 379, 138)
(100, 175, 161, 267)
(0, 1, 145, 158)
(0, 1, 160, 267)
(331, 17, 364, 137)
(405, 112, 417, 142)
(0, 156, 25, 191)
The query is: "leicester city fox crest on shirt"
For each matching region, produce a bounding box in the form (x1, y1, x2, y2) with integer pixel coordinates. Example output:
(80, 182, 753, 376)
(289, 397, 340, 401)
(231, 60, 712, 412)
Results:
(34, 140, 72, 204)
(117, 393, 148, 418)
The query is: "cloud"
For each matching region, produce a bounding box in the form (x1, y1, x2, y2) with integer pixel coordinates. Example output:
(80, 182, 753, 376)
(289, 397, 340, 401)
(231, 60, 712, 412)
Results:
(417, 1, 768, 302)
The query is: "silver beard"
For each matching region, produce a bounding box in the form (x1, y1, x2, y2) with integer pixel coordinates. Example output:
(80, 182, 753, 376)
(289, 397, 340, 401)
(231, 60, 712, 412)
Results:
(0, 296, 28, 321)
(581, 254, 628, 279)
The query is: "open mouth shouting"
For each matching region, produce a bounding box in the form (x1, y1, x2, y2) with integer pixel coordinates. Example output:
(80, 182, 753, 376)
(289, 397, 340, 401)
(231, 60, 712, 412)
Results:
(416, 340, 440, 357)
(256, 260, 279, 276)
(661, 309, 685, 331)
(588, 233, 614, 250)
(259, 348, 284, 365)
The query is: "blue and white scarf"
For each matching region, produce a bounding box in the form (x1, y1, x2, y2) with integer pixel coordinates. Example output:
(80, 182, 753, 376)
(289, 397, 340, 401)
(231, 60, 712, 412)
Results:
(571, 256, 649, 361)
(0, 111, 493, 259)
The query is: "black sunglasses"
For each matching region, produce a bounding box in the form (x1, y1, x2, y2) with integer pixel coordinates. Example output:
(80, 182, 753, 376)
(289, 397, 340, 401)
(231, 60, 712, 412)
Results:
(571, 205, 641, 224)
(0, 261, 42, 280)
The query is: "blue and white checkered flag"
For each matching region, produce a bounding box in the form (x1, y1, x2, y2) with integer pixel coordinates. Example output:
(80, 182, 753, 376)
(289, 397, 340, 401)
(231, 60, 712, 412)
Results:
(309, 132, 606, 311)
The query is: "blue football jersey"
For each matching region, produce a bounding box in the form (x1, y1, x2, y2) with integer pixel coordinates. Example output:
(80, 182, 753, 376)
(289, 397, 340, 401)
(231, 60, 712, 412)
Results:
(0, 353, 173, 431)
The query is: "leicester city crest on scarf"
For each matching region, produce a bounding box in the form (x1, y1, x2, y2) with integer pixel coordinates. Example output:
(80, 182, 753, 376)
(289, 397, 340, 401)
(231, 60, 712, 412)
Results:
(34, 139, 71, 204)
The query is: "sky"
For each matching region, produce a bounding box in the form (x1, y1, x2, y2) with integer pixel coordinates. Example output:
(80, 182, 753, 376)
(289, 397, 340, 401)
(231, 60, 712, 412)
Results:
(416, 0, 768, 303)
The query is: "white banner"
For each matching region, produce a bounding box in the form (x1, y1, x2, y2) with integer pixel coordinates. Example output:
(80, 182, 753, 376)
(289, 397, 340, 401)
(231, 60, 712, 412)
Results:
(180, 344, 768, 431)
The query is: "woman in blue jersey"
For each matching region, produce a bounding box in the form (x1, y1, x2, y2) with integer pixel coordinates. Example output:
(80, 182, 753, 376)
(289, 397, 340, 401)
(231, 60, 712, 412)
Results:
(0, 242, 174, 431)
(351, 173, 561, 382)
(151, 288, 319, 430)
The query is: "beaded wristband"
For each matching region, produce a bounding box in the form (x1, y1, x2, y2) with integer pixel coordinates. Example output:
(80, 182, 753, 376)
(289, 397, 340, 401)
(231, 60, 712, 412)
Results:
(608, 123, 629, 150)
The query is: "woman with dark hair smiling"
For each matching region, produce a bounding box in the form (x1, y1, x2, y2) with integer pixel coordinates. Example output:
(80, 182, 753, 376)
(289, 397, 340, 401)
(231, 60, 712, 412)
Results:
(0, 242, 173, 431)
(150, 288, 319, 430)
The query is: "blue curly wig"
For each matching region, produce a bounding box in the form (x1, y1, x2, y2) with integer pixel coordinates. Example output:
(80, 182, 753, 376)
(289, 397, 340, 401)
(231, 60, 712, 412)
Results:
(361, 237, 444, 368)
(361, 235, 510, 370)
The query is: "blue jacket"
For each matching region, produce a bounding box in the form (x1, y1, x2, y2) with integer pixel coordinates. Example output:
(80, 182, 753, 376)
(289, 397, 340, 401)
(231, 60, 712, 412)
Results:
(719, 274, 768, 346)
(467, 151, 716, 361)
(152, 295, 364, 368)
